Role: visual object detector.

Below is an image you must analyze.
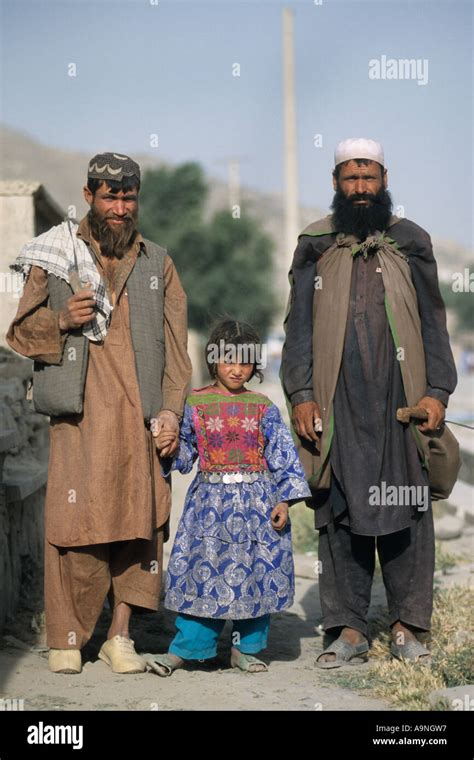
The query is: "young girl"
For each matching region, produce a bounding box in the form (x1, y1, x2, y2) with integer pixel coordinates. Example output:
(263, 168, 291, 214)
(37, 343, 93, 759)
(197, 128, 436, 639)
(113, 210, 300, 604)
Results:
(149, 320, 310, 675)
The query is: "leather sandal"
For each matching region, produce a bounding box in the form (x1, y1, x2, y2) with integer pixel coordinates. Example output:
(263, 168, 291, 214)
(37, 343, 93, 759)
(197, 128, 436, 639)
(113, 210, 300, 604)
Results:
(315, 637, 369, 669)
(230, 652, 268, 672)
(143, 653, 184, 677)
(390, 639, 432, 666)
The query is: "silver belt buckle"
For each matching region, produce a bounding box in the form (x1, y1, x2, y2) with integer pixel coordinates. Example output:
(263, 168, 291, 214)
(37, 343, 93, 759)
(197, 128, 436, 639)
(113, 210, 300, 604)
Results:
(223, 473, 232, 484)
(234, 473, 243, 483)
(208, 473, 220, 484)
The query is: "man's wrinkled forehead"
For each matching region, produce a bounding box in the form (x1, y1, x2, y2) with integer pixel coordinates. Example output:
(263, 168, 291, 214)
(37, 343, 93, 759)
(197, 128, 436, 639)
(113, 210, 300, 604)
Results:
(338, 159, 384, 177)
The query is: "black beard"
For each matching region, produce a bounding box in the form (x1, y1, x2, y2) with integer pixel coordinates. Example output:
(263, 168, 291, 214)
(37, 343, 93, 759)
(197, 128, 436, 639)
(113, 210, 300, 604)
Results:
(88, 205, 138, 259)
(330, 186, 393, 240)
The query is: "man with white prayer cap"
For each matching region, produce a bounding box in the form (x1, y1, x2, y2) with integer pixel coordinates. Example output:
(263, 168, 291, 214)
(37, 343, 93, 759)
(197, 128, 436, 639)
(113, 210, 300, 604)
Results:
(281, 138, 458, 667)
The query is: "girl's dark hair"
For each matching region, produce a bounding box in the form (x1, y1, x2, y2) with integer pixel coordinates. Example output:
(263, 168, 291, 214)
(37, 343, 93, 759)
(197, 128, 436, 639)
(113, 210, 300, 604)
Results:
(205, 319, 264, 383)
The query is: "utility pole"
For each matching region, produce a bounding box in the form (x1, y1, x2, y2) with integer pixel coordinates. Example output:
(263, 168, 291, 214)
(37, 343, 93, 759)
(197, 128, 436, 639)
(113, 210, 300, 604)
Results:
(282, 7, 299, 263)
(214, 157, 247, 213)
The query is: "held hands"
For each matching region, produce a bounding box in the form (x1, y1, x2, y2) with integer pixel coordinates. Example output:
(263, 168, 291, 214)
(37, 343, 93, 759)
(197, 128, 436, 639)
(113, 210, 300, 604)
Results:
(155, 430, 179, 457)
(291, 400, 322, 443)
(271, 502, 289, 531)
(58, 285, 96, 331)
(151, 410, 180, 457)
(416, 396, 445, 433)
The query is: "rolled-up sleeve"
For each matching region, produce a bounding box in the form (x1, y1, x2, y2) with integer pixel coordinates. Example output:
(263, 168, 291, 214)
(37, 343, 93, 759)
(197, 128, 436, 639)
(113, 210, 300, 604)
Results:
(161, 255, 192, 419)
(5, 265, 67, 364)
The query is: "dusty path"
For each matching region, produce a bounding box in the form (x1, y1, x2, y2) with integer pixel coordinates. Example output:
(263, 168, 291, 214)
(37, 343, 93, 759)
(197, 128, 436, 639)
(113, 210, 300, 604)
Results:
(1, 433, 471, 711)
(0, 571, 394, 711)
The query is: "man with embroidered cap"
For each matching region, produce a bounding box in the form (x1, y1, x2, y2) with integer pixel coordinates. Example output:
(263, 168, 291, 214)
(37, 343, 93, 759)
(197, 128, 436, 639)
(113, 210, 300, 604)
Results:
(7, 152, 192, 674)
(281, 138, 458, 666)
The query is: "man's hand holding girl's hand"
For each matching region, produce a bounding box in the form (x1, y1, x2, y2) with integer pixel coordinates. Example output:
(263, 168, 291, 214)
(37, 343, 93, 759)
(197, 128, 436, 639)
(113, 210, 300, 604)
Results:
(154, 430, 178, 457)
(271, 502, 289, 530)
(151, 410, 180, 457)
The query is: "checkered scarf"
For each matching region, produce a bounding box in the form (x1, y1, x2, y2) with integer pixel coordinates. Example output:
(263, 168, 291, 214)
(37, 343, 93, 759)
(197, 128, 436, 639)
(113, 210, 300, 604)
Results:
(10, 220, 111, 342)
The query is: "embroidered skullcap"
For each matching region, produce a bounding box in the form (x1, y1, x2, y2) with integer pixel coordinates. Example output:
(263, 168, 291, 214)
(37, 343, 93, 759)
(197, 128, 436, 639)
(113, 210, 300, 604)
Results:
(334, 138, 384, 167)
(87, 152, 141, 182)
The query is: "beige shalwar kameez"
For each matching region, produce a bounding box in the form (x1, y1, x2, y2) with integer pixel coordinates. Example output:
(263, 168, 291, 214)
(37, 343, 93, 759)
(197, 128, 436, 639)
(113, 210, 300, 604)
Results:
(6, 217, 192, 648)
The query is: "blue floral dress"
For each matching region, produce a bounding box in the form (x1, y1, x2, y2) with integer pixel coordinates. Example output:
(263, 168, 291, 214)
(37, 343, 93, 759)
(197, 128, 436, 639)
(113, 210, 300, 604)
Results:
(164, 387, 311, 619)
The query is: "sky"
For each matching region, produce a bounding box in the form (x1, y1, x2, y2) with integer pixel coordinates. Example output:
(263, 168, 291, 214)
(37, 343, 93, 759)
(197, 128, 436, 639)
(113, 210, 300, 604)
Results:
(1, 0, 472, 248)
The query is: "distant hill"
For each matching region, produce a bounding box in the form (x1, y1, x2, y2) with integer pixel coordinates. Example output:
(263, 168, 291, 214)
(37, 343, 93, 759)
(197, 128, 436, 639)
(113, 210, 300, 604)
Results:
(1, 123, 470, 309)
(0, 124, 165, 221)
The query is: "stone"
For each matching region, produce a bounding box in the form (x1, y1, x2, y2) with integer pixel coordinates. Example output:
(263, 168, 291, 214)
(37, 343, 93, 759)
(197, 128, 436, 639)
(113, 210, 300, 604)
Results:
(428, 685, 474, 711)
(0, 350, 48, 634)
(434, 515, 464, 540)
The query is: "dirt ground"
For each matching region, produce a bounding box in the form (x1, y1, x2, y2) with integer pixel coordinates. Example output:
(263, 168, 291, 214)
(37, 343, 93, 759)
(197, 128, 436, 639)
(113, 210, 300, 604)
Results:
(0, 465, 472, 712)
(0, 574, 397, 711)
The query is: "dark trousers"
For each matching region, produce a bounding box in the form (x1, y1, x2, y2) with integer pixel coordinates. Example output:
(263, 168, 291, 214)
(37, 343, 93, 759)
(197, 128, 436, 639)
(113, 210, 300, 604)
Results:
(318, 510, 435, 638)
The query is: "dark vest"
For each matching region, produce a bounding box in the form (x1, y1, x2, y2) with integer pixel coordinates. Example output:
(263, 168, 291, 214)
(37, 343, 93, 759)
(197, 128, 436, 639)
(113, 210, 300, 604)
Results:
(32, 239, 166, 423)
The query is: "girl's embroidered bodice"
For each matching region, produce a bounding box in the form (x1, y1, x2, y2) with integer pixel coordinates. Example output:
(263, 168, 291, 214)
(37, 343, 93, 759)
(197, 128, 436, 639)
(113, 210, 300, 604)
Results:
(187, 388, 272, 472)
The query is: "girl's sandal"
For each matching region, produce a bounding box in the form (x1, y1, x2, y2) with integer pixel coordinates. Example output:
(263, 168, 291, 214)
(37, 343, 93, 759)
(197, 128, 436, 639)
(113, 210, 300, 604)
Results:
(230, 652, 269, 673)
(143, 653, 184, 677)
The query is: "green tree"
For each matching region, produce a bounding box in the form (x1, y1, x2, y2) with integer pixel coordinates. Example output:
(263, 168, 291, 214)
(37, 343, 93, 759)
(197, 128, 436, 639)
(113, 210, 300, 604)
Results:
(139, 163, 276, 336)
(179, 210, 276, 335)
(139, 162, 206, 251)
(439, 267, 474, 334)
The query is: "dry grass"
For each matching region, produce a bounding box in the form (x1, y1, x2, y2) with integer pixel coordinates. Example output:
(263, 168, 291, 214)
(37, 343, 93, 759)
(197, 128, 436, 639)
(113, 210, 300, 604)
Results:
(291, 504, 473, 709)
(324, 585, 474, 710)
(434, 540, 465, 574)
(290, 501, 318, 553)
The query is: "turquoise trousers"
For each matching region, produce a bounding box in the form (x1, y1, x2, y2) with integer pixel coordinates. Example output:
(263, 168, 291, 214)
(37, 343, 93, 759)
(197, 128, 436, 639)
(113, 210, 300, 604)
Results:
(169, 613, 270, 660)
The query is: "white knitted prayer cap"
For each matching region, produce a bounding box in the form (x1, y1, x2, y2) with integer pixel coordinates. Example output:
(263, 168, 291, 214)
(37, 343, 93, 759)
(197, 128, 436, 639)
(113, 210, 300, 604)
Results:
(334, 138, 384, 167)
